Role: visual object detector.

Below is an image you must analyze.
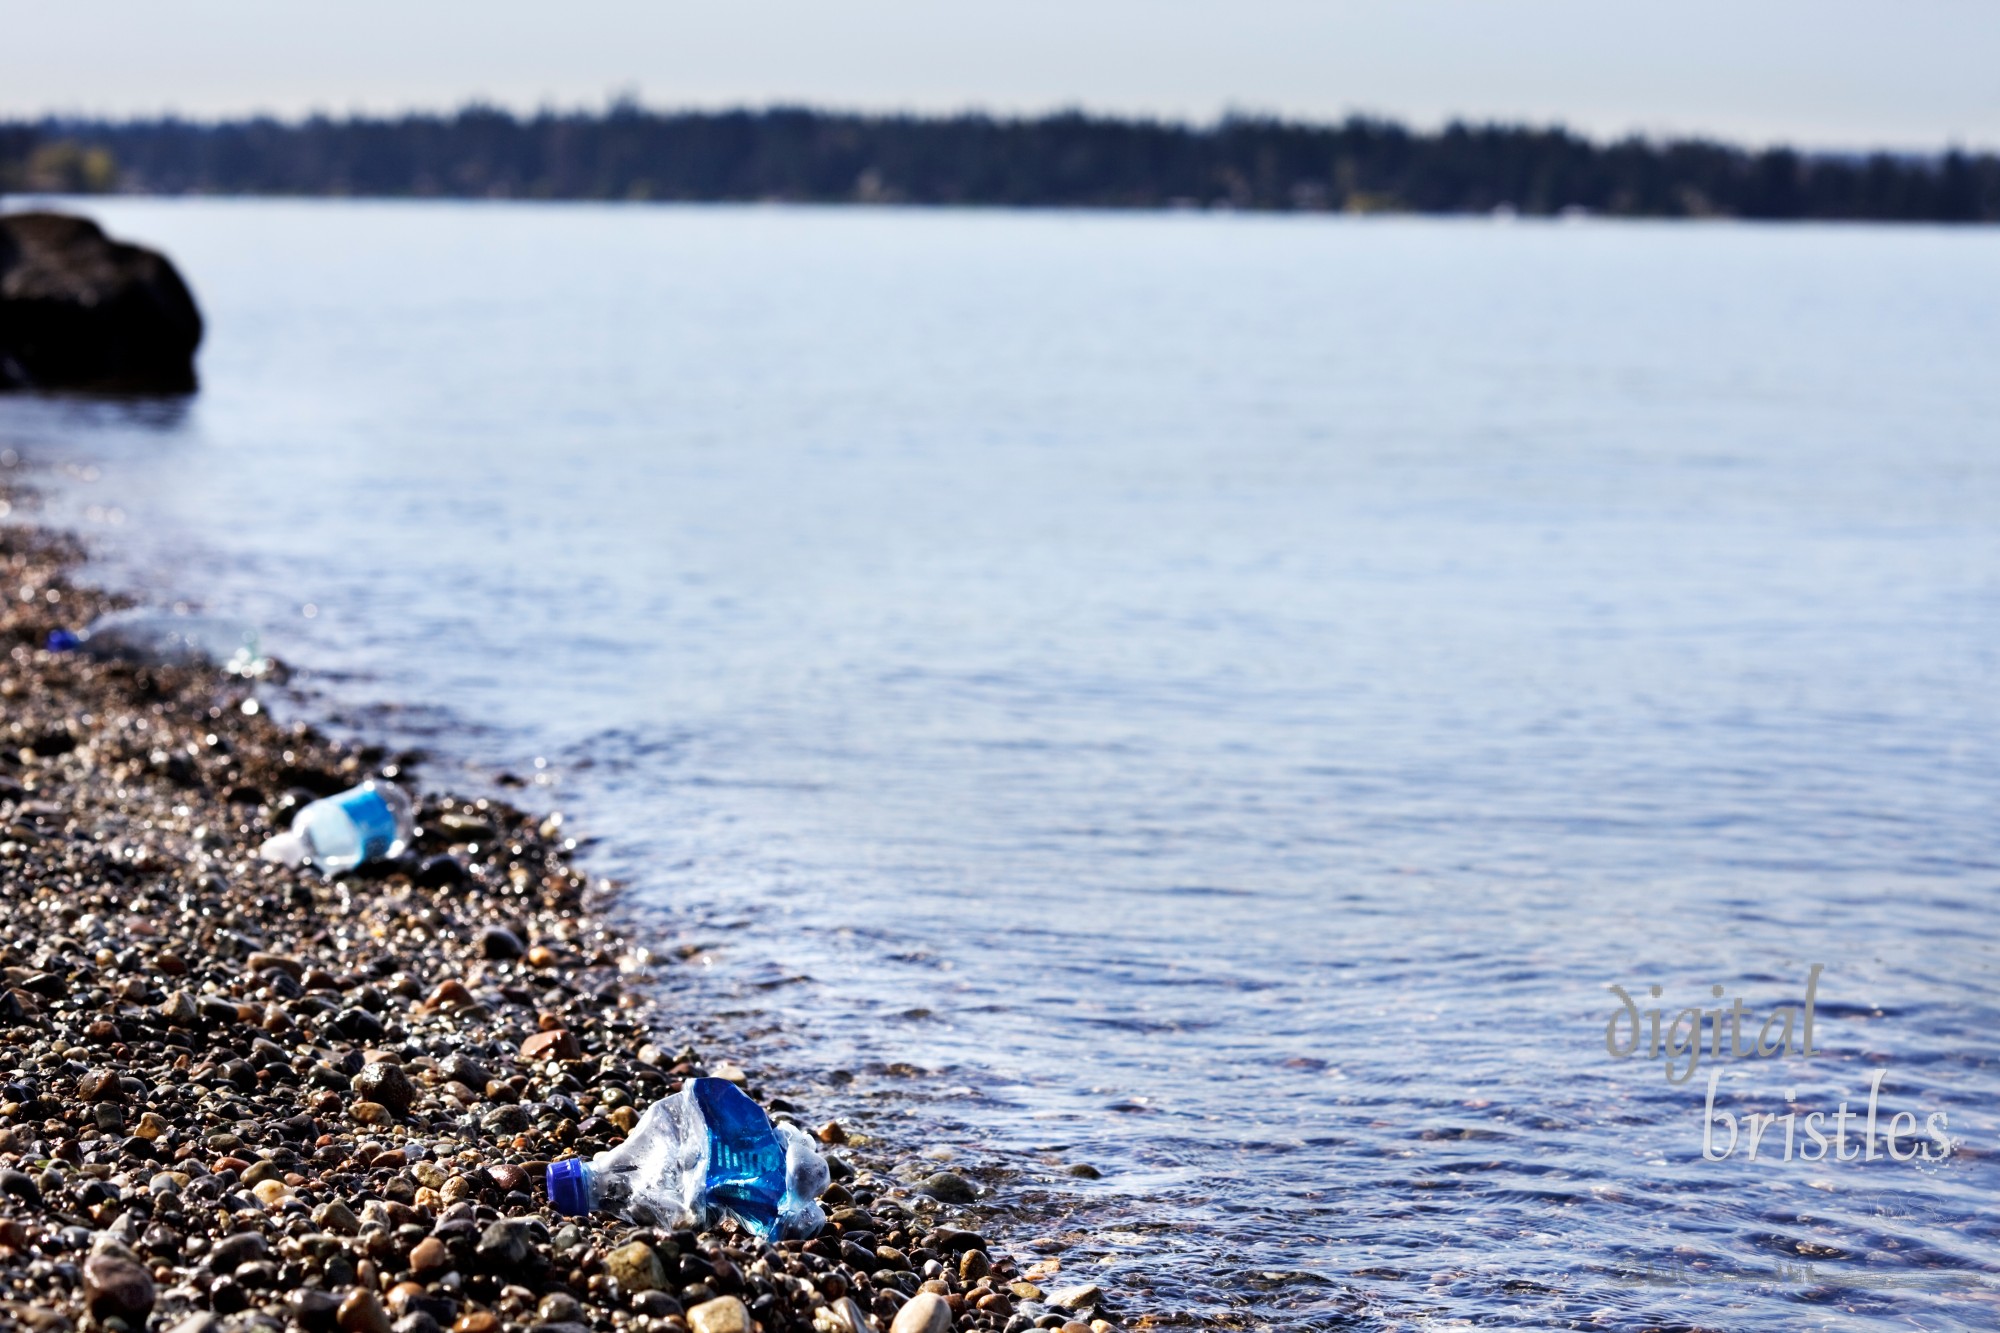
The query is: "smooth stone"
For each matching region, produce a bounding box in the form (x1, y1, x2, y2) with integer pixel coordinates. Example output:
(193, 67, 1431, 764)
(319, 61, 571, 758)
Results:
(473, 1220, 533, 1269)
(629, 1292, 681, 1318)
(813, 1297, 871, 1333)
(437, 1053, 490, 1088)
(686, 1297, 750, 1333)
(353, 1062, 417, 1115)
(208, 1230, 270, 1273)
(314, 1200, 361, 1235)
(919, 1171, 976, 1204)
(1046, 1286, 1102, 1312)
(518, 1029, 580, 1062)
(82, 1252, 156, 1322)
(604, 1241, 668, 1292)
(889, 1292, 953, 1333)
(407, 1236, 450, 1276)
(535, 1294, 583, 1323)
(338, 1288, 393, 1333)
(477, 926, 524, 960)
(289, 1289, 343, 1333)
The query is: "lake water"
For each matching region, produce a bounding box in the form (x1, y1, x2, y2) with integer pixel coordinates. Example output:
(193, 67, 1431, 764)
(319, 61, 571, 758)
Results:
(6, 200, 2000, 1331)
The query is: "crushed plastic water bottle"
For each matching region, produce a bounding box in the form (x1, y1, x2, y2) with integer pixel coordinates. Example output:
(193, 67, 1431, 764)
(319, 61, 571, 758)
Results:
(545, 1077, 828, 1240)
(50, 607, 267, 676)
(258, 780, 414, 874)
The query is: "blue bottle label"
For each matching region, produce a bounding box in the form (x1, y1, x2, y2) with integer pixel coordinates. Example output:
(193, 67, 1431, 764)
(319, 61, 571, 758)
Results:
(692, 1078, 786, 1239)
(335, 787, 399, 863)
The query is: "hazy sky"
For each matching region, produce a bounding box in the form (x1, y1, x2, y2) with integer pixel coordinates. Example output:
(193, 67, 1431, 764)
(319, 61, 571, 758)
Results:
(5, 1, 1996, 149)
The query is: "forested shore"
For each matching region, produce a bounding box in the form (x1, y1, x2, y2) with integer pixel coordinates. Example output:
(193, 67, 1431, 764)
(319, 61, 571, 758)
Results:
(5, 107, 1997, 221)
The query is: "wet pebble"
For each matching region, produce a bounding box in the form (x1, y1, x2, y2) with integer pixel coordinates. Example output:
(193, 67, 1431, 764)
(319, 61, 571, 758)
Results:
(82, 1251, 155, 1323)
(353, 1061, 416, 1115)
(337, 1287, 393, 1333)
(686, 1296, 750, 1333)
(921, 1171, 977, 1204)
(889, 1292, 954, 1333)
(604, 1241, 667, 1292)
(477, 926, 524, 960)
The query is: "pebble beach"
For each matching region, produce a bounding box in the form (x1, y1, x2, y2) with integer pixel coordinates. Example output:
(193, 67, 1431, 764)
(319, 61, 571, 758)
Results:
(0, 476, 1125, 1333)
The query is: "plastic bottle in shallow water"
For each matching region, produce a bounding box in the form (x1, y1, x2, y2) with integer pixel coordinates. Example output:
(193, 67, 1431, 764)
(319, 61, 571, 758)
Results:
(258, 780, 414, 874)
(545, 1077, 829, 1240)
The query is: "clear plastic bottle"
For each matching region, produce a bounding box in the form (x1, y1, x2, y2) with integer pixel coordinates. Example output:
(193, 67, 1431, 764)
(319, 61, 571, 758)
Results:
(53, 607, 267, 676)
(258, 780, 414, 874)
(545, 1077, 828, 1240)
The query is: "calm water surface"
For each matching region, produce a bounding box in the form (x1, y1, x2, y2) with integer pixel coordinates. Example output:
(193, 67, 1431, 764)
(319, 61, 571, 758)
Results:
(6, 201, 2000, 1331)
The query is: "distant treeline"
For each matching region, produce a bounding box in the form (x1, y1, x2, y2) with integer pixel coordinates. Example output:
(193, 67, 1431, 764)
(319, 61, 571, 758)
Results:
(4, 106, 1998, 221)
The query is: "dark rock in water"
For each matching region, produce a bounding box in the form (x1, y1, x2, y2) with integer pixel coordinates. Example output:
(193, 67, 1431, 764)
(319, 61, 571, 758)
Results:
(0, 212, 202, 393)
(919, 1170, 977, 1203)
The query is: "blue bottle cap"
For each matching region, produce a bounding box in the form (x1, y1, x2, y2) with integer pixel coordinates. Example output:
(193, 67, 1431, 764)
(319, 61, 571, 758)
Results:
(545, 1157, 592, 1216)
(46, 629, 79, 653)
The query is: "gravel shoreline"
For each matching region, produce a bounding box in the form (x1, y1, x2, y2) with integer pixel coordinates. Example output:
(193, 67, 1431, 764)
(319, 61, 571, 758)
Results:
(0, 479, 1125, 1333)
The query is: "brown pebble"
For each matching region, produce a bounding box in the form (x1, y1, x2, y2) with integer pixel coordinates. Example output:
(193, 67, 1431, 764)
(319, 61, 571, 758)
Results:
(352, 1061, 416, 1115)
(350, 1101, 393, 1125)
(525, 945, 557, 968)
(453, 1312, 498, 1333)
(519, 1028, 580, 1061)
(426, 980, 474, 1008)
(82, 1251, 156, 1322)
(487, 1162, 525, 1192)
(337, 1286, 392, 1333)
(314, 1200, 361, 1234)
(817, 1120, 848, 1144)
(407, 1237, 449, 1276)
(246, 951, 305, 979)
